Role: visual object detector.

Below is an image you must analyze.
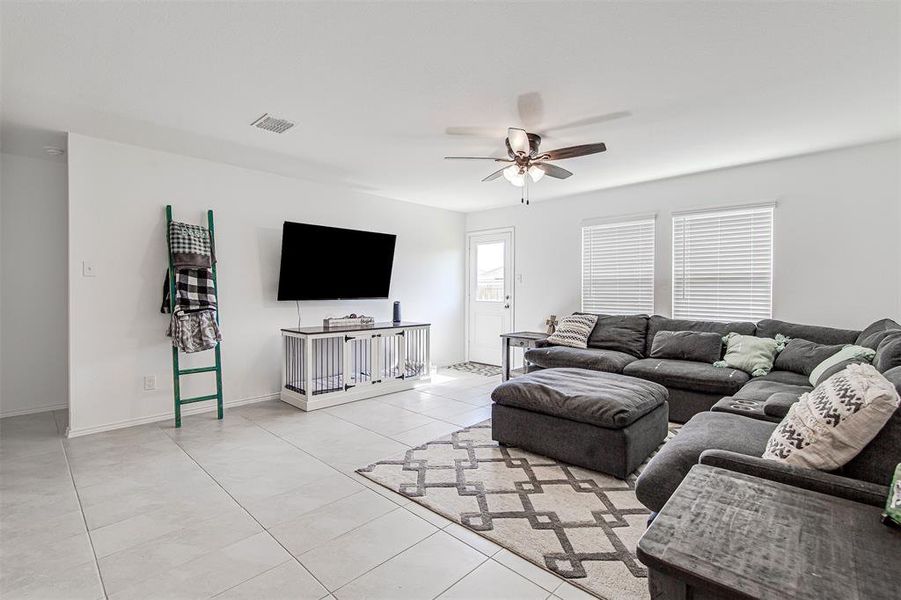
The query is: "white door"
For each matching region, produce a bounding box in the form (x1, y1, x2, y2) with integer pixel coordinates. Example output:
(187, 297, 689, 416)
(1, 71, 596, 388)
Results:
(467, 231, 513, 365)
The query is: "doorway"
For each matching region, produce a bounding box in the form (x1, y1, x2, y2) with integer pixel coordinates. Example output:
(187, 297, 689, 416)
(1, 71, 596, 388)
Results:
(466, 229, 514, 365)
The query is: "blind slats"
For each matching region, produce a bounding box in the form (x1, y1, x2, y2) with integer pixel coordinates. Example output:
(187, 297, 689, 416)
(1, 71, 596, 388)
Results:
(582, 218, 655, 315)
(672, 206, 773, 322)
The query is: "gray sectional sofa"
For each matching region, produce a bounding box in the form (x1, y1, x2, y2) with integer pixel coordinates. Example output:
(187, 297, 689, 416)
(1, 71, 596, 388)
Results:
(524, 314, 901, 423)
(522, 312, 901, 515)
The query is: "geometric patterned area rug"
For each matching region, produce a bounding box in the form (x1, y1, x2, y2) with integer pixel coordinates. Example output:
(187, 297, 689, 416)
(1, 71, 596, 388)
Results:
(358, 420, 679, 600)
(445, 362, 503, 377)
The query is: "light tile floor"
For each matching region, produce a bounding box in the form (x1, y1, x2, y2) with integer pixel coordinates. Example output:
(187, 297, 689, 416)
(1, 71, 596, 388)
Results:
(0, 369, 590, 599)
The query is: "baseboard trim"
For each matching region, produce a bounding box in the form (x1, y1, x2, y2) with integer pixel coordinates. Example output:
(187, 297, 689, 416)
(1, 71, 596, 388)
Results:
(65, 393, 279, 438)
(0, 402, 68, 419)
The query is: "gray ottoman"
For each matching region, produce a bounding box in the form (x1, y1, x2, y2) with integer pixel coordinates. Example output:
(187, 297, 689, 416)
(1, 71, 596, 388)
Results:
(491, 367, 669, 479)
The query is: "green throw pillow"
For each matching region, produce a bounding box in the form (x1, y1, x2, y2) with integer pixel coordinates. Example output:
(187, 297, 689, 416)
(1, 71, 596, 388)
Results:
(714, 333, 787, 377)
(808, 344, 876, 386)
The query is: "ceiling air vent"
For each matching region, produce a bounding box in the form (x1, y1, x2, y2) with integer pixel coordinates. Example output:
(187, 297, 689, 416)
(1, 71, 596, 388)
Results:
(250, 113, 295, 134)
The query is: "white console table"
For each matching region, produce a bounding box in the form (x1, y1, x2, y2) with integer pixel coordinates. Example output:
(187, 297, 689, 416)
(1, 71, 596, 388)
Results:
(280, 322, 430, 411)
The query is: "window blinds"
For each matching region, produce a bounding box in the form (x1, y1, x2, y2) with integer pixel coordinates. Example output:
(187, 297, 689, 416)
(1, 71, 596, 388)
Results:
(581, 217, 655, 315)
(672, 204, 773, 322)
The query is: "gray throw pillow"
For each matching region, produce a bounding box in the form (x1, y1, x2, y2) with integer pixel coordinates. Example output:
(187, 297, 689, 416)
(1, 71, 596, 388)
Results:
(774, 338, 844, 376)
(875, 331, 901, 373)
(649, 330, 723, 363)
(579, 313, 649, 358)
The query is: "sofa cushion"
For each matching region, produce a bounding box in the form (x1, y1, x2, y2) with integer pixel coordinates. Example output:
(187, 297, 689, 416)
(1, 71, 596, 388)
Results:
(811, 357, 869, 387)
(874, 331, 901, 373)
(756, 318, 859, 346)
(774, 338, 844, 376)
(754, 369, 814, 386)
(580, 313, 649, 358)
(763, 392, 800, 419)
(645, 316, 756, 357)
(856, 318, 901, 349)
(524, 346, 636, 373)
(623, 358, 750, 395)
(733, 377, 813, 403)
(634, 411, 776, 513)
(546, 313, 597, 349)
(763, 364, 900, 470)
(649, 330, 723, 363)
(808, 345, 875, 385)
(490, 368, 668, 428)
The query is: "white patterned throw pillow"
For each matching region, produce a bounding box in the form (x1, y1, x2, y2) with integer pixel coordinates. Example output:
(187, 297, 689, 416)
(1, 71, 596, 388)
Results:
(763, 363, 900, 470)
(546, 314, 598, 349)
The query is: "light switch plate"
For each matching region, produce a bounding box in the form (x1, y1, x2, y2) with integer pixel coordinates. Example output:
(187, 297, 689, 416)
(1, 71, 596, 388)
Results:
(143, 375, 156, 391)
(82, 261, 96, 277)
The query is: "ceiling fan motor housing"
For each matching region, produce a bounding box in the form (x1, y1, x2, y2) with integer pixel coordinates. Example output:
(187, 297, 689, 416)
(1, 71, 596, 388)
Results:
(505, 133, 542, 159)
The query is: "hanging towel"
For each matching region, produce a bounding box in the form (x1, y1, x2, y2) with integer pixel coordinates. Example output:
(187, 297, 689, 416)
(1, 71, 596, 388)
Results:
(168, 221, 213, 268)
(167, 310, 221, 353)
(161, 268, 217, 313)
(162, 268, 221, 352)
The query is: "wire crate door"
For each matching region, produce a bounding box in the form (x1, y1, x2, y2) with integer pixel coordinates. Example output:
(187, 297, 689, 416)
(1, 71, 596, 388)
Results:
(379, 330, 407, 381)
(404, 326, 430, 379)
(344, 333, 378, 388)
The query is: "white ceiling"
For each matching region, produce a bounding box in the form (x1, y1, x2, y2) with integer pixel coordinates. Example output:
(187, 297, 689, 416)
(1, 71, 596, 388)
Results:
(2, 1, 899, 212)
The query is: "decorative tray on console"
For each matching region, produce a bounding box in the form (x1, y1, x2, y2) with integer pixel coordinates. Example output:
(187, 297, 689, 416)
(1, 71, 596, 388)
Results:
(323, 314, 375, 329)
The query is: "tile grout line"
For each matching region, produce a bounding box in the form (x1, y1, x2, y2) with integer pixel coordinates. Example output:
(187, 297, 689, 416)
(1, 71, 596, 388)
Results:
(58, 430, 110, 599)
(158, 425, 337, 597)
(171, 416, 481, 597)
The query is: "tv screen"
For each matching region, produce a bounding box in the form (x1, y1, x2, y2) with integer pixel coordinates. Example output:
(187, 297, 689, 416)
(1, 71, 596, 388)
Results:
(277, 222, 397, 301)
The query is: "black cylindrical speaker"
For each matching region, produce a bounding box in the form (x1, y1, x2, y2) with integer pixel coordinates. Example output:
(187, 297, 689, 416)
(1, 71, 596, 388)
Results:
(393, 301, 401, 323)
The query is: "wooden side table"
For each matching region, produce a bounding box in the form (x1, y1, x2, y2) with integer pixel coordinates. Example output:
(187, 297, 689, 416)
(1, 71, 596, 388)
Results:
(637, 465, 899, 600)
(500, 331, 548, 381)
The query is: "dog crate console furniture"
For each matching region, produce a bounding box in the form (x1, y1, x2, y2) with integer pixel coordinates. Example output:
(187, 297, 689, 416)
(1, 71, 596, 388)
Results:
(280, 322, 430, 411)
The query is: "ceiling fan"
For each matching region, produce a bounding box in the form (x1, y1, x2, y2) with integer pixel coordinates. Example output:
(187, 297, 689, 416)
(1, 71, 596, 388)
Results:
(444, 127, 607, 202)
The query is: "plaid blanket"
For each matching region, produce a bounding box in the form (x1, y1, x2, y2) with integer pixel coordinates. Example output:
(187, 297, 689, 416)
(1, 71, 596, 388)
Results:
(161, 268, 217, 313)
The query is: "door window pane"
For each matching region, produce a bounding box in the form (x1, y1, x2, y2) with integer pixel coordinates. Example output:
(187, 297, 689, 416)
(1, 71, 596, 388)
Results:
(476, 242, 504, 302)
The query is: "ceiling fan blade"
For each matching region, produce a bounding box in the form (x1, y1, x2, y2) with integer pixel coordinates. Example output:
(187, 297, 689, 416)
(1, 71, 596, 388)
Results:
(444, 156, 511, 161)
(535, 163, 573, 179)
(544, 111, 631, 133)
(540, 142, 606, 161)
(516, 92, 544, 128)
(507, 128, 530, 156)
(481, 167, 508, 182)
(445, 126, 506, 137)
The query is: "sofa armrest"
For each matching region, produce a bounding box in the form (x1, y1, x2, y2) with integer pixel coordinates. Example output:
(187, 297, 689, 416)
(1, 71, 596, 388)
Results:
(533, 339, 553, 348)
(698, 449, 888, 507)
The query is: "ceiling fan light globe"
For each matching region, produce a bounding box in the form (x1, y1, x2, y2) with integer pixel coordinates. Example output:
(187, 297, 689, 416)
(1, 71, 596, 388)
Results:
(502, 165, 519, 182)
(528, 165, 546, 182)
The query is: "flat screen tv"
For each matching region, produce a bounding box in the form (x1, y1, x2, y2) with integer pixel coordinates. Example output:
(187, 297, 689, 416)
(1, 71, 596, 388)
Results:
(277, 221, 397, 301)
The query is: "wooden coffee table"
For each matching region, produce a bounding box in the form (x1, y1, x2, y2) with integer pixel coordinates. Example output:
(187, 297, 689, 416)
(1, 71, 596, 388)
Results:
(637, 464, 899, 600)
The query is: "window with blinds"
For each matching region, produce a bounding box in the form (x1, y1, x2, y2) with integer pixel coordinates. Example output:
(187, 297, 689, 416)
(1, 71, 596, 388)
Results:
(672, 204, 774, 322)
(581, 217, 655, 315)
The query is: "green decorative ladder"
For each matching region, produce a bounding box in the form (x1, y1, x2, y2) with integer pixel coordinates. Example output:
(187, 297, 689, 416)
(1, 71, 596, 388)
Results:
(165, 205, 223, 427)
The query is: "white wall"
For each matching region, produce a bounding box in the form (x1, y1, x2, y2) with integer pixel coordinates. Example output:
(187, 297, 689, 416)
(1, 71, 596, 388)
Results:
(67, 134, 464, 435)
(0, 153, 69, 417)
(466, 140, 901, 333)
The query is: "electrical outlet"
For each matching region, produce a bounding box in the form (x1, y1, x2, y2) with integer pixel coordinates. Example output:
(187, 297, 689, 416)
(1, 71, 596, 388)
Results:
(143, 375, 156, 391)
